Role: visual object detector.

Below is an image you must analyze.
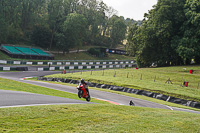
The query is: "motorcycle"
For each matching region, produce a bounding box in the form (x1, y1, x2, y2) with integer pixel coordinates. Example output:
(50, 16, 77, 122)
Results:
(77, 83, 91, 102)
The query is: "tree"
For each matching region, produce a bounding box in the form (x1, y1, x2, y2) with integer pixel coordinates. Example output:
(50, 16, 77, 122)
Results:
(178, 0, 200, 64)
(48, 0, 67, 50)
(55, 32, 66, 53)
(0, 0, 129, 51)
(110, 16, 127, 48)
(0, 0, 48, 44)
(31, 24, 52, 48)
(0, 15, 8, 43)
(57, 12, 87, 53)
(128, 0, 187, 67)
(126, 23, 139, 56)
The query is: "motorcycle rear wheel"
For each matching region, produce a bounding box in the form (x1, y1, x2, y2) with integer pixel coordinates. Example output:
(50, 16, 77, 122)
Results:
(86, 95, 90, 102)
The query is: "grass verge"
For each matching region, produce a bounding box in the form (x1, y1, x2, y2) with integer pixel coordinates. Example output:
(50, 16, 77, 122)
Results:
(44, 66, 200, 103)
(0, 75, 200, 132)
(0, 104, 200, 132)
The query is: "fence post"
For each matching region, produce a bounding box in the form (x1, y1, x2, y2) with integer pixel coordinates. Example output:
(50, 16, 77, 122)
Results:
(113, 71, 116, 77)
(140, 74, 142, 80)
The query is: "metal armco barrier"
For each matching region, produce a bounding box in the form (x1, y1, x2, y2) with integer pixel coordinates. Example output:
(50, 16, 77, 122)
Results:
(37, 64, 136, 71)
(0, 67, 28, 71)
(0, 60, 136, 71)
(0, 60, 136, 66)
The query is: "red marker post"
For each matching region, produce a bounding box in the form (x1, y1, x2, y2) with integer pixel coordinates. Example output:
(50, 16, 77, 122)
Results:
(189, 70, 193, 74)
(184, 82, 189, 87)
(63, 69, 66, 74)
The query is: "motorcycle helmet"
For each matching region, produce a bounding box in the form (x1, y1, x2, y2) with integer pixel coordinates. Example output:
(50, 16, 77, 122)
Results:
(81, 79, 85, 84)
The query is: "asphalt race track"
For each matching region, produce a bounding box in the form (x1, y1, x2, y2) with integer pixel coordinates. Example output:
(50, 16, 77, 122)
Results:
(0, 71, 199, 114)
(0, 90, 91, 108)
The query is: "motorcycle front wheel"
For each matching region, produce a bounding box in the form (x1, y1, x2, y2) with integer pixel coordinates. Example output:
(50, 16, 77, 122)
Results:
(78, 90, 82, 98)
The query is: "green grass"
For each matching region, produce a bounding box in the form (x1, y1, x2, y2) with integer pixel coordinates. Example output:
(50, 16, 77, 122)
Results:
(45, 66, 200, 103)
(0, 73, 200, 132)
(0, 51, 13, 60)
(54, 51, 134, 60)
(0, 104, 200, 132)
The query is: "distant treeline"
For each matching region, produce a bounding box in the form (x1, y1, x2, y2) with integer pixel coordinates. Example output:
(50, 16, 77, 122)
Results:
(0, 0, 141, 53)
(127, 0, 200, 67)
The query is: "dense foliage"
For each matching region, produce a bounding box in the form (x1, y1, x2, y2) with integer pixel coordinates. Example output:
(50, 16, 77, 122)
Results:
(127, 0, 200, 67)
(0, 0, 138, 53)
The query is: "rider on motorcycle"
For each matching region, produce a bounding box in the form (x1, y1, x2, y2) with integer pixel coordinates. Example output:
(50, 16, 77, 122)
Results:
(81, 79, 89, 95)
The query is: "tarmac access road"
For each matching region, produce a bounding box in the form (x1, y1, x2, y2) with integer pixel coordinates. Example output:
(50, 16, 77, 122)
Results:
(0, 71, 199, 114)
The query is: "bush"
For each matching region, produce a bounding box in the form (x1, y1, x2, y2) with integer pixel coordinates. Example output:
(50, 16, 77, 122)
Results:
(88, 48, 101, 56)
